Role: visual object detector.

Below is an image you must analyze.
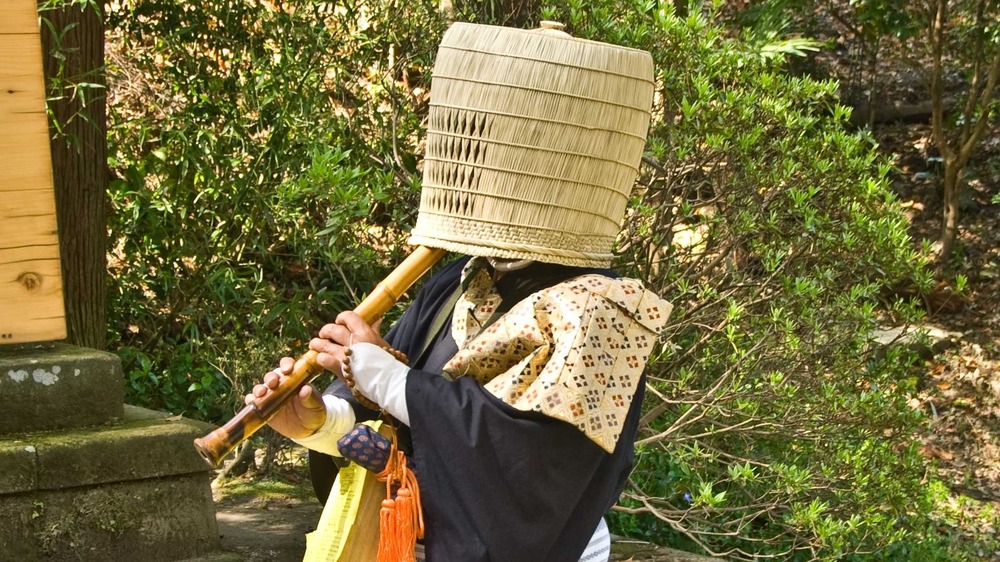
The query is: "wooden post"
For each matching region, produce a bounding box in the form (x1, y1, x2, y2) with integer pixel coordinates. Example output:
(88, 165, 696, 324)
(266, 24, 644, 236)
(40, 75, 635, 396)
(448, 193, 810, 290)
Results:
(0, 1, 67, 345)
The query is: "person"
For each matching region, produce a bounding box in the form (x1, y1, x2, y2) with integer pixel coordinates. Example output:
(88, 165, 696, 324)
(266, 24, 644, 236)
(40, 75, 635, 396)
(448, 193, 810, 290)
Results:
(248, 21, 671, 562)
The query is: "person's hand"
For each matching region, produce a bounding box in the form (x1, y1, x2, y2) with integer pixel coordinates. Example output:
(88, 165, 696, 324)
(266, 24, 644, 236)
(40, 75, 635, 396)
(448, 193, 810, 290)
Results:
(310, 311, 388, 375)
(246, 357, 326, 440)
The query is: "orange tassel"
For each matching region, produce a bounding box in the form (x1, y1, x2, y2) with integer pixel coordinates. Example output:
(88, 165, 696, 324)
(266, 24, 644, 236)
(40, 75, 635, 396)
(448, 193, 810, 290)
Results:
(395, 488, 415, 556)
(401, 461, 424, 540)
(378, 498, 398, 562)
(376, 430, 424, 562)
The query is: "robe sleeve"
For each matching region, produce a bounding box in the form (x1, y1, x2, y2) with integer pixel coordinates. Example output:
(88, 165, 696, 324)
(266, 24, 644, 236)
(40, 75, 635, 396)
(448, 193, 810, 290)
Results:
(308, 258, 469, 503)
(406, 368, 644, 562)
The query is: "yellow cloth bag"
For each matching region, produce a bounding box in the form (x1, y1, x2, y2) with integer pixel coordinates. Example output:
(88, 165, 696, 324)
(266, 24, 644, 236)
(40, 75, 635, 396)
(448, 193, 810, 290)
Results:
(303, 421, 385, 562)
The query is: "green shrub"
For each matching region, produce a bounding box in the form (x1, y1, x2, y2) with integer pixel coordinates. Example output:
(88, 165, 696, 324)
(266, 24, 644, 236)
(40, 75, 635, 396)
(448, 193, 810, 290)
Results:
(106, 0, 446, 420)
(534, 1, 945, 559)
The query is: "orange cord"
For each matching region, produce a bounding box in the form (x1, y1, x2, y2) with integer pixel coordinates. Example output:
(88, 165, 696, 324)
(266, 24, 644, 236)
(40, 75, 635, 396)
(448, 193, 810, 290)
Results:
(376, 429, 424, 562)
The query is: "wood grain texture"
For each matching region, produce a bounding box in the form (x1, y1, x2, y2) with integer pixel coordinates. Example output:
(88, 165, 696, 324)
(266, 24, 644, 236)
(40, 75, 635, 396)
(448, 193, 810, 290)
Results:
(0, 35, 47, 114)
(0, 0, 66, 345)
(0, 115, 52, 192)
(0, 2, 39, 36)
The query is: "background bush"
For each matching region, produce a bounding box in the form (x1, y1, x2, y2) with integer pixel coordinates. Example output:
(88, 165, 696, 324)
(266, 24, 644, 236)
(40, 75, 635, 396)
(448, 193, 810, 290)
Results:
(543, 3, 938, 558)
(105, 1, 981, 559)
(106, 0, 445, 420)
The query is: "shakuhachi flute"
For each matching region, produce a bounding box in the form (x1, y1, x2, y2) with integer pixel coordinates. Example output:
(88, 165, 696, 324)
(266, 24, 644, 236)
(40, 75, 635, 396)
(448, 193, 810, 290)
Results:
(193, 246, 447, 468)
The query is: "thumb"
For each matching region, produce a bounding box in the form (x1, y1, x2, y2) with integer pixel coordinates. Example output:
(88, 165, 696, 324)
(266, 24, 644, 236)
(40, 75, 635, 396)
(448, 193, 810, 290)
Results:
(297, 385, 324, 410)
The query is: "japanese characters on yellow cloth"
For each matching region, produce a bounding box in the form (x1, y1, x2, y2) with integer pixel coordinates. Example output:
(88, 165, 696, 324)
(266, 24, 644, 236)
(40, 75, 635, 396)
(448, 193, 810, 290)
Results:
(444, 259, 673, 453)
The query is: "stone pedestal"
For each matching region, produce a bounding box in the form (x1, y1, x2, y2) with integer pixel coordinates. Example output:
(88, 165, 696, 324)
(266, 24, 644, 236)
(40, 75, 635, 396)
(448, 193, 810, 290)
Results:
(0, 344, 222, 561)
(1, 343, 123, 432)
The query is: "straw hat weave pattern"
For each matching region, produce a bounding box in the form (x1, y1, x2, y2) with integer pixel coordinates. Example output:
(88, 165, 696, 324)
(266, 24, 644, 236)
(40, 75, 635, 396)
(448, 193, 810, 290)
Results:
(409, 22, 655, 268)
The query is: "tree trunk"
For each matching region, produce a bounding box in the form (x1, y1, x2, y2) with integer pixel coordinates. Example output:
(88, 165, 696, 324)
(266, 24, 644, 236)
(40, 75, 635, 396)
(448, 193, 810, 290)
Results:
(673, 0, 688, 18)
(938, 159, 961, 265)
(457, 0, 539, 27)
(496, 0, 538, 26)
(39, 1, 108, 350)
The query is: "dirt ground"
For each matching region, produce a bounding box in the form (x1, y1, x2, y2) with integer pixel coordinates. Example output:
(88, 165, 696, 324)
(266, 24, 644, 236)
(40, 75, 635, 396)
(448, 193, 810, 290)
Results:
(880, 122, 1000, 502)
(213, 494, 318, 562)
(802, 3, 1000, 548)
(206, 474, 719, 562)
(881, 122, 1000, 553)
(807, 0, 1000, 512)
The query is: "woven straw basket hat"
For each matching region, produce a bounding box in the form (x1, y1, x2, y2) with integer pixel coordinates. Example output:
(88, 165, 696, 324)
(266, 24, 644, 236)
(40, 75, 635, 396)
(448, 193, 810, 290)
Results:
(409, 22, 655, 268)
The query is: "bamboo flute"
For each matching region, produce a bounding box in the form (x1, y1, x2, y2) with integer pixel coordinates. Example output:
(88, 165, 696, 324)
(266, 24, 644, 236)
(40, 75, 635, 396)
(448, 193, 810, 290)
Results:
(193, 246, 447, 468)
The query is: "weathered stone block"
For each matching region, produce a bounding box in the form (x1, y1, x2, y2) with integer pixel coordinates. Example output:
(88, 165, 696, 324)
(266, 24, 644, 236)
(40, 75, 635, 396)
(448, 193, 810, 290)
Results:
(0, 405, 221, 561)
(33, 407, 213, 490)
(0, 441, 36, 494)
(0, 343, 125, 433)
(0, 473, 219, 562)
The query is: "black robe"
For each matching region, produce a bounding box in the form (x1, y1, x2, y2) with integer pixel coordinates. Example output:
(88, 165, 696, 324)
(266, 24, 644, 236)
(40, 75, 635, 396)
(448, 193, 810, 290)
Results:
(313, 258, 645, 562)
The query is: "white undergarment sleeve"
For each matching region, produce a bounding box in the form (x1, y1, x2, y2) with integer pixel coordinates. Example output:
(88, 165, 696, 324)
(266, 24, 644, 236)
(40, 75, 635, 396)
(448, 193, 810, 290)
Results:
(348, 342, 411, 426)
(291, 393, 356, 457)
(578, 518, 611, 562)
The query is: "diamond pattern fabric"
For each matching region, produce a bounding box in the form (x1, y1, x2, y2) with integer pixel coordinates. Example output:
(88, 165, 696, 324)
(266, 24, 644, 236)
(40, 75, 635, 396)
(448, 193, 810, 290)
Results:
(444, 259, 672, 452)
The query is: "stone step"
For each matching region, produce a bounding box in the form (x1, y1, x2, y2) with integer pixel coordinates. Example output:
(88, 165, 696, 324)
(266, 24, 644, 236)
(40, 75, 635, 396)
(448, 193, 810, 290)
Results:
(0, 404, 221, 561)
